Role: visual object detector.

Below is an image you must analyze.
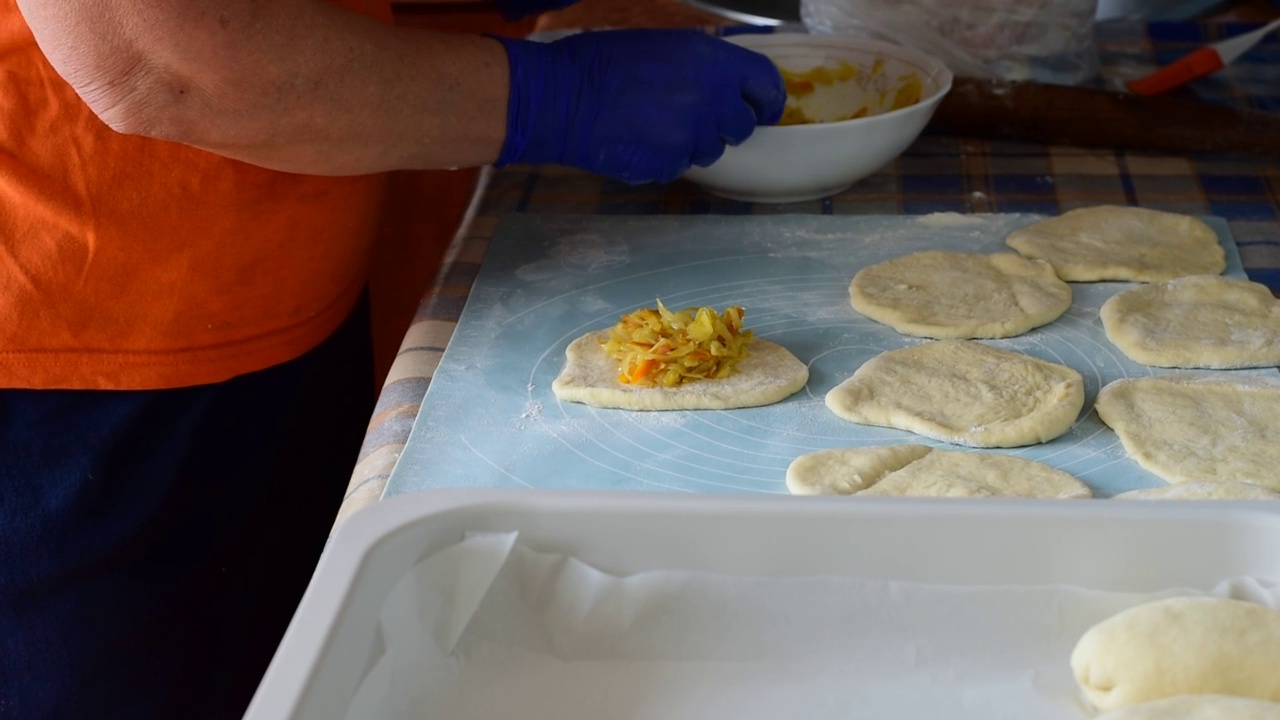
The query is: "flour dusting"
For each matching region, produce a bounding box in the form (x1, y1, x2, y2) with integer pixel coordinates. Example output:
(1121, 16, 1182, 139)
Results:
(916, 212, 990, 228)
(389, 213, 1262, 500)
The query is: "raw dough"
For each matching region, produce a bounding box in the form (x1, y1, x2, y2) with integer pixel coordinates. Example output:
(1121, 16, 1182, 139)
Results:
(786, 444, 1091, 498)
(1071, 597, 1280, 711)
(787, 444, 929, 495)
(1114, 481, 1280, 501)
(849, 250, 1071, 339)
(824, 340, 1084, 447)
(1095, 374, 1280, 490)
(1100, 275, 1280, 369)
(552, 330, 809, 410)
(1005, 206, 1226, 282)
(1096, 695, 1280, 720)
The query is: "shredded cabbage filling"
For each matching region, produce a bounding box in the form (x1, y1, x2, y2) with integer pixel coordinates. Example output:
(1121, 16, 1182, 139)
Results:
(602, 301, 754, 387)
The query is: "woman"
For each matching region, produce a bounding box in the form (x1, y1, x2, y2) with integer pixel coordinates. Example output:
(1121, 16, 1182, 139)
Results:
(0, 0, 784, 717)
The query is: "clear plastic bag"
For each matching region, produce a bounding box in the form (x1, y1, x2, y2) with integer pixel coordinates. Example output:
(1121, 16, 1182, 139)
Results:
(800, 0, 1100, 85)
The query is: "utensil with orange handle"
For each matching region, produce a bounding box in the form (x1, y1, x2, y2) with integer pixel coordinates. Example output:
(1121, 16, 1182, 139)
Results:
(1127, 18, 1280, 95)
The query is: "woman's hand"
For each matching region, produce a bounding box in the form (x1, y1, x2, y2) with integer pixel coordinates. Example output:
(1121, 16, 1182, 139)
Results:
(494, 30, 786, 184)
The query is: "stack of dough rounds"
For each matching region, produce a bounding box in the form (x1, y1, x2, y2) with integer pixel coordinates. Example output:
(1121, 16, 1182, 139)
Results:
(551, 330, 809, 411)
(1114, 481, 1280, 501)
(1095, 375, 1280, 490)
(848, 250, 1071, 339)
(785, 444, 1091, 498)
(1005, 206, 1226, 282)
(1096, 695, 1280, 719)
(1071, 597, 1280, 711)
(1100, 275, 1280, 369)
(825, 340, 1084, 447)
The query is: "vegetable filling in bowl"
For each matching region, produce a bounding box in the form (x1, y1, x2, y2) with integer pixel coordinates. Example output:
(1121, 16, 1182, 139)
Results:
(777, 59, 924, 126)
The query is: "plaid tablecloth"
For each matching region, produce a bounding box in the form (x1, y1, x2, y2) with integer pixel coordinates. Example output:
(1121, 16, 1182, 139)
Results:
(335, 20, 1280, 526)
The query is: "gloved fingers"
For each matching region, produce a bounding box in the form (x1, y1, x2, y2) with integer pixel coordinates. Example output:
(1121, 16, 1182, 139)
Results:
(718, 100, 759, 147)
(597, 143, 687, 186)
(737, 50, 787, 126)
(501, 28, 786, 182)
(689, 119, 727, 169)
(652, 153, 694, 184)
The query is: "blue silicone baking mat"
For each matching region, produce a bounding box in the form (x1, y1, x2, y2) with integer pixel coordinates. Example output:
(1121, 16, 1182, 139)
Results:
(385, 213, 1271, 498)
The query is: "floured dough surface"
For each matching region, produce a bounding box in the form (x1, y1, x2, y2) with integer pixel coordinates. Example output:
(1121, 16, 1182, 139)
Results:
(1114, 480, 1280, 501)
(786, 444, 1091, 498)
(1006, 206, 1226, 282)
(825, 340, 1085, 447)
(1095, 375, 1280, 490)
(1096, 695, 1280, 720)
(849, 250, 1071, 339)
(1071, 597, 1280, 711)
(552, 330, 808, 410)
(1101, 275, 1280, 369)
(787, 444, 930, 495)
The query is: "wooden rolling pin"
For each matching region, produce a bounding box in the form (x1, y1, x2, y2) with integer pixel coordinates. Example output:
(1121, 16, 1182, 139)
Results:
(928, 77, 1280, 157)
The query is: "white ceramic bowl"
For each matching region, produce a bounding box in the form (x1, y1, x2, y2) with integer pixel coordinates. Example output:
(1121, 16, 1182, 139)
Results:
(684, 34, 953, 203)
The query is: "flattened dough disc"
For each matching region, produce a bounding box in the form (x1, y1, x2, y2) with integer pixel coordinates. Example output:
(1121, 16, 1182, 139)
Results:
(1095, 374, 1280, 490)
(552, 330, 809, 410)
(824, 340, 1085, 447)
(1100, 275, 1280, 369)
(1114, 480, 1280, 501)
(1005, 206, 1226, 282)
(849, 250, 1072, 339)
(786, 444, 1091, 498)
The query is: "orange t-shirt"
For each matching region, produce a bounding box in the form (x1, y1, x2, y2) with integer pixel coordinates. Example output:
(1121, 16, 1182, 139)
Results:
(0, 0, 392, 390)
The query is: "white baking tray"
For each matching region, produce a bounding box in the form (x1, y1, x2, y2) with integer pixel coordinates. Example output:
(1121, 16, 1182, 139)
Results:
(243, 491, 1280, 720)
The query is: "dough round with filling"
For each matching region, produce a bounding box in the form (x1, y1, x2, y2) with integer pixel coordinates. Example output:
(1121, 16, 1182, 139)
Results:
(825, 340, 1084, 447)
(1100, 275, 1280, 369)
(1096, 695, 1280, 720)
(786, 444, 1090, 498)
(1114, 481, 1280, 501)
(1071, 597, 1280, 711)
(1095, 375, 1280, 490)
(552, 330, 808, 410)
(849, 250, 1071, 339)
(1006, 206, 1225, 282)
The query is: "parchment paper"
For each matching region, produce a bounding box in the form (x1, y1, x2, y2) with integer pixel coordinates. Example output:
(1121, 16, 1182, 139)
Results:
(344, 533, 1280, 720)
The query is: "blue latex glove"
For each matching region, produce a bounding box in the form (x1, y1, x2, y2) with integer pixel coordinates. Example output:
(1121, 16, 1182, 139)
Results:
(493, 30, 786, 184)
(489, 0, 578, 21)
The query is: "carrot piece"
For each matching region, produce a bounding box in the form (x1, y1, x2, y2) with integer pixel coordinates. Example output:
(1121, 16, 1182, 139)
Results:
(629, 358, 659, 383)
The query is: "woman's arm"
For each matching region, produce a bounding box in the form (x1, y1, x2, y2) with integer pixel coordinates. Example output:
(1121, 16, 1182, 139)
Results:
(16, 0, 510, 175)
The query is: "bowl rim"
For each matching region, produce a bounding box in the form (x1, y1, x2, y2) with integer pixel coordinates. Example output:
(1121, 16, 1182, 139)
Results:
(726, 33, 955, 131)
